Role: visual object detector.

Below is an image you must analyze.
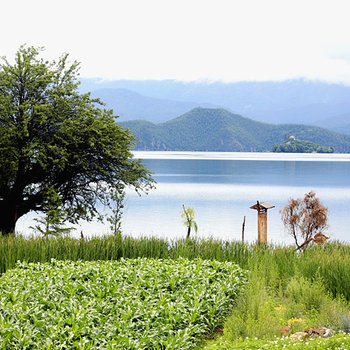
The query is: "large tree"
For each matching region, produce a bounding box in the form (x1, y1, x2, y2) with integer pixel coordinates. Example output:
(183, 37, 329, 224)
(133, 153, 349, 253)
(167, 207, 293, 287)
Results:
(0, 46, 153, 235)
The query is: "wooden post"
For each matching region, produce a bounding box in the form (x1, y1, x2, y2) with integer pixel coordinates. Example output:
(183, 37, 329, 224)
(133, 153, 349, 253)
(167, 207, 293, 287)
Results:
(258, 210, 267, 243)
(250, 201, 274, 244)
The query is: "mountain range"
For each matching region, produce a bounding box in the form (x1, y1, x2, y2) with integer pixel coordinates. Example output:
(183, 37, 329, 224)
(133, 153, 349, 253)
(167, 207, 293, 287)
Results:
(90, 88, 217, 123)
(120, 108, 350, 152)
(81, 79, 350, 135)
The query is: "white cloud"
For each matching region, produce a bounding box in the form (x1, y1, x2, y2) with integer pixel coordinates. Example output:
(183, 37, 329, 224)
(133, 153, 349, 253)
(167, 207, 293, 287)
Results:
(2, 0, 350, 83)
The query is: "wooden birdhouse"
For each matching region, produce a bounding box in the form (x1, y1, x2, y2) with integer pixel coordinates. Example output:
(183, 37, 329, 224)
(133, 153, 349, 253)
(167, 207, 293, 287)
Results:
(250, 201, 275, 243)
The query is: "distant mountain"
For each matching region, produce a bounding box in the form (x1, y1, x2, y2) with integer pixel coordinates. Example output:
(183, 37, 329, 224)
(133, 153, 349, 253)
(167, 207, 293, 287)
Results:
(262, 103, 350, 125)
(313, 113, 350, 135)
(82, 79, 350, 125)
(90, 88, 217, 122)
(120, 108, 350, 152)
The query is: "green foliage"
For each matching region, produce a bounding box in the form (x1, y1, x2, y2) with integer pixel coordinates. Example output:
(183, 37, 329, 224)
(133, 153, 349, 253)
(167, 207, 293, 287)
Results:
(285, 276, 328, 314)
(273, 136, 334, 153)
(0, 46, 153, 234)
(29, 188, 73, 237)
(120, 107, 350, 152)
(0, 258, 246, 349)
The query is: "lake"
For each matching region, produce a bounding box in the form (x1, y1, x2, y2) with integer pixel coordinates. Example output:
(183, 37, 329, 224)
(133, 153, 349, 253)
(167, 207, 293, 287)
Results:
(17, 152, 350, 244)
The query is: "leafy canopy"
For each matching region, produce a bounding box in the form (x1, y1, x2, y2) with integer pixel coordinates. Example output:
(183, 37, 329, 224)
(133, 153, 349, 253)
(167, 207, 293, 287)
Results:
(0, 46, 153, 234)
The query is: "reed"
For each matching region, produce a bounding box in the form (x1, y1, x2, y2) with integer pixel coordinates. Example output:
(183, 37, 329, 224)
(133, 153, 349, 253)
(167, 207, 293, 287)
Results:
(1, 234, 349, 301)
(299, 243, 350, 300)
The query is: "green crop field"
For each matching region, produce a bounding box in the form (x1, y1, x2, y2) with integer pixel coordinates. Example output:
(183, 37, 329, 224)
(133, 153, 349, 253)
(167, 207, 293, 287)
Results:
(0, 258, 246, 349)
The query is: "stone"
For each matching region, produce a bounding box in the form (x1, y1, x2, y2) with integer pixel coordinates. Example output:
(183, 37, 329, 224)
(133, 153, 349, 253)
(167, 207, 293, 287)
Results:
(290, 332, 308, 342)
(322, 327, 333, 338)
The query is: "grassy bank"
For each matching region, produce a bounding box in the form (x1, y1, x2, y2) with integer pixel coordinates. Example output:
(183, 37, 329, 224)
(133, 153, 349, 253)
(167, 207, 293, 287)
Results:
(205, 247, 350, 349)
(1, 234, 349, 348)
(1, 235, 349, 301)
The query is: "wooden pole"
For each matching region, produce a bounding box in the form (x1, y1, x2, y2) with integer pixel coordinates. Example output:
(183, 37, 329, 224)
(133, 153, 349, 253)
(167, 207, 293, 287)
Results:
(250, 201, 274, 244)
(258, 211, 267, 243)
(241, 216, 246, 243)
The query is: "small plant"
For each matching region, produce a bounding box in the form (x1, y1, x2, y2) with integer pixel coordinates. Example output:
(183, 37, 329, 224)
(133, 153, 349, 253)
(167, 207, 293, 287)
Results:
(30, 188, 72, 237)
(281, 191, 328, 251)
(285, 275, 330, 318)
(107, 188, 125, 235)
(181, 205, 198, 239)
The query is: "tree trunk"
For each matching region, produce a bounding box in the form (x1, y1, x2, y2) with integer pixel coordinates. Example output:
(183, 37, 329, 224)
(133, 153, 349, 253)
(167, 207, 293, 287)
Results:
(186, 226, 191, 239)
(0, 202, 20, 235)
(296, 237, 314, 251)
(0, 214, 17, 235)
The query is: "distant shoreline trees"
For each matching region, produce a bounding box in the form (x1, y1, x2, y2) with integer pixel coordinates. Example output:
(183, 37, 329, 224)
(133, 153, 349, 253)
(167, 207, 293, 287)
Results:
(273, 135, 334, 153)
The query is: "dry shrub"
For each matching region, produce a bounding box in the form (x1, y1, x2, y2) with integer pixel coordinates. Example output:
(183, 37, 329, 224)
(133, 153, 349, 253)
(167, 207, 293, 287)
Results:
(281, 191, 328, 251)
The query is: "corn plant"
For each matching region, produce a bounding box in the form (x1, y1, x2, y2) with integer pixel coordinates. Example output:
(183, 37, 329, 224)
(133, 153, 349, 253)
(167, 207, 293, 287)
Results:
(0, 258, 246, 349)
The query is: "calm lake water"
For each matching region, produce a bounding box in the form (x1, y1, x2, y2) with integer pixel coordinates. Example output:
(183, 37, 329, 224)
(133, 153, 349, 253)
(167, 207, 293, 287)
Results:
(17, 152, 350, 244)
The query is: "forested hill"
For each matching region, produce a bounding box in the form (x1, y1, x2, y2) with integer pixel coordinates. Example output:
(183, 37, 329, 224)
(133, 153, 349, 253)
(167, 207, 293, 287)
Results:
(120, 108, 350, 152)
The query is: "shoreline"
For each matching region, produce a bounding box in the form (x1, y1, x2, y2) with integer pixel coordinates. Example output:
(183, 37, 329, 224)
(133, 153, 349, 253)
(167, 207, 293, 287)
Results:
(133, 151, 350, 162)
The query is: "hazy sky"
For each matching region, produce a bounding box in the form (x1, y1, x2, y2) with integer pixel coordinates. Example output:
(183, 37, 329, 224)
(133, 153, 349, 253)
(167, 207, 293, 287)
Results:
(2, 0, 350, 83)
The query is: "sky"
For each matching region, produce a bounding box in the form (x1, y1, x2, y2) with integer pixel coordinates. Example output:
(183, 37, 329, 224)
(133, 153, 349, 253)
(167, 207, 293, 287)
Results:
(2, 0, 350, 83)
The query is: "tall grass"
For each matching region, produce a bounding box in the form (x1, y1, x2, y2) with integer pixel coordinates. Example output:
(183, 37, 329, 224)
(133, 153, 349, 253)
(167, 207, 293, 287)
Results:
(1, 234, 349, 302)
(300, 244, 350, 301)
(0, 235, 249, 274)
(0, 234, 168, 273)
(205, 241, 350, 347)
